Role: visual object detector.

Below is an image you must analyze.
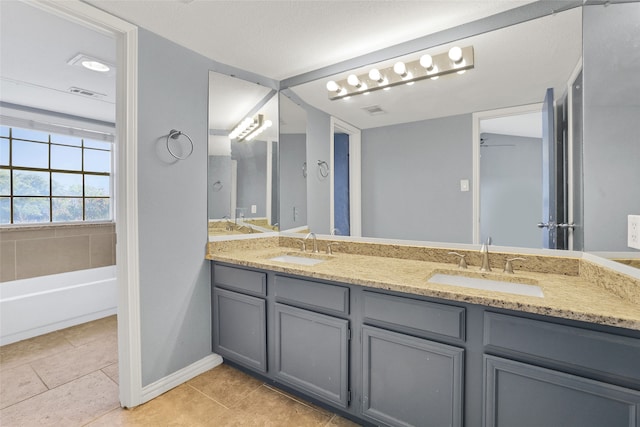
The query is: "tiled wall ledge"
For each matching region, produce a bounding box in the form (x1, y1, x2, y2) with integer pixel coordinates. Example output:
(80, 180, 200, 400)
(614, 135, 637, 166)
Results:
(0, 222, 116, 282)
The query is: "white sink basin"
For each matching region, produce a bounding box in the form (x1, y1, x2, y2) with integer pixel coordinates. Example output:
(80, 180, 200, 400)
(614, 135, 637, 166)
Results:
(428, 273, 544, 298)
(269, 254, 325, 266)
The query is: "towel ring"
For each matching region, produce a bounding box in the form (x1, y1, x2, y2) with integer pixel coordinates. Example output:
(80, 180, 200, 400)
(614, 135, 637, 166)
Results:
(166, 129, 194, 160)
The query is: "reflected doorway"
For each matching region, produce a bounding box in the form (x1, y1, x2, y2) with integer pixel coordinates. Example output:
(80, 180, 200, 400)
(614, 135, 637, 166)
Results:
(333, 133, 350, 236)
(330, 117, 361, 237)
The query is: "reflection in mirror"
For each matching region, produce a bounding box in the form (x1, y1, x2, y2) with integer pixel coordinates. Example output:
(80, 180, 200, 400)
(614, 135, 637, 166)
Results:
(278, 92, 308, 233)
(287, 7, 583, 248)
(581, 1, 640, 268)
(208, 71, 279, 237)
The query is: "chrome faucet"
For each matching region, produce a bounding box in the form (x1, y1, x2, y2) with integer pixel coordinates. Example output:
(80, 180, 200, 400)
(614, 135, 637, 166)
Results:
(480, 237, 492, 272)
(304, 232, 318, 253)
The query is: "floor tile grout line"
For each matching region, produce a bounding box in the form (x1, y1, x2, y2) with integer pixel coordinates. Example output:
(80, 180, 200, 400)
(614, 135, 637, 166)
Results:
(1, 368, 119, 422)
(79, 403, 122, 427)
(185, 383, 232, 410)
(263, 383, 332, 415)
(100, 365, 119, 386)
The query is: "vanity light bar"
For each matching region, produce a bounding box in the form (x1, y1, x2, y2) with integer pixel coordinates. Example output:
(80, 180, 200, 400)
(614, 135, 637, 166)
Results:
(229, 114, 266, 141)
(326, 46, 474, 101)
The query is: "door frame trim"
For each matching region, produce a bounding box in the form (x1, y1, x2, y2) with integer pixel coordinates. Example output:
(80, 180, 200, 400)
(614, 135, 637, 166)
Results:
(29, 0, 142, 407)
(472, 103, 543, 245)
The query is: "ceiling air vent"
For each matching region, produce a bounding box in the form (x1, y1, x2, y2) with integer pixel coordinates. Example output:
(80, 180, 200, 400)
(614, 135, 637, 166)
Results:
(362, 105, 386, 116)
(68, 87, 107, 100)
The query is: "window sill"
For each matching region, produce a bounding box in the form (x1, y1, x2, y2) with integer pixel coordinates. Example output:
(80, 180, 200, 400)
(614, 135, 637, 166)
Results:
(0, 221, 115, 232)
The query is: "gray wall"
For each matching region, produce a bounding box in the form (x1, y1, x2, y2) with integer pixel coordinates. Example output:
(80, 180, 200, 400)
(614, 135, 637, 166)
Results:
(583, 3, 640, 251)
(232, 140, 267, 219)
(138, 28, 212, 387)
(306, 106, 331, 233)
(361, 114, 473, 243)
(208, 155, 231, 219)
(480, 133, 542, 248)
(279, 133, 307, 230)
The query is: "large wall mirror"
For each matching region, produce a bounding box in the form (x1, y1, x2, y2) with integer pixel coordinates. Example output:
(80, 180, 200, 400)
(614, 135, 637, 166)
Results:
(208, 71, 279, 236)
(277, 2, 639, 268)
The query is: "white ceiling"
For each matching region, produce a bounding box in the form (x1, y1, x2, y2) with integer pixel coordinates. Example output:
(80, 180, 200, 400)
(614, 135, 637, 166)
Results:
(85, 0, 537, 81)
(0, 1, 116, 123)
(1, 0, 578, 136)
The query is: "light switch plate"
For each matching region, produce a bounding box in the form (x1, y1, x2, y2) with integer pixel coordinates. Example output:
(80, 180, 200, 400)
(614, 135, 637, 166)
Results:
(251, 205, 257, 214)
(460, 179, 470, 192)
(629, 215, 640, 249)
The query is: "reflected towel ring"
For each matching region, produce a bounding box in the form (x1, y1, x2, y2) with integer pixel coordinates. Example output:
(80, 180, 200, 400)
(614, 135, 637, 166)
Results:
(212, 180, 223, 191)
(166, 129, 194, 160)
(317, 160, 329, 178)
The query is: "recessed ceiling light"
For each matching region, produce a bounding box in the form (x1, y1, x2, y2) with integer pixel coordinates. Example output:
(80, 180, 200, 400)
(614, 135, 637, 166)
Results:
(81, 60, 110, 73)
(67, 53, 115, 75)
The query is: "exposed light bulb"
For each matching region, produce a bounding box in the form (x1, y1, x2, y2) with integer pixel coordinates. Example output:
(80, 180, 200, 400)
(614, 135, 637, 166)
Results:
(326, 80, 340, 92)
(347, 74, 361, 87)
(264, 120, 273, 127)
(448, 46, 463, 64)
(419, 54, 434, 71)
(393, 61, 407, 77)
(369, 68, 382, 81)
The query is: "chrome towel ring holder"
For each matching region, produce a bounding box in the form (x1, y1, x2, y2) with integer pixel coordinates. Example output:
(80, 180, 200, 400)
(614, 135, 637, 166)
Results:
(166, 129, 194, 160)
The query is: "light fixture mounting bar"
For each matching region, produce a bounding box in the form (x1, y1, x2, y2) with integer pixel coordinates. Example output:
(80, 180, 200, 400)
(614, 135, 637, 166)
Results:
(327, 46, 474, 100)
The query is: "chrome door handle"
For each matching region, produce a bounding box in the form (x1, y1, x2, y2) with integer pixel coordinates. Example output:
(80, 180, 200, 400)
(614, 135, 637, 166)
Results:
(538, 222, 574, 229)
(537, 221, 556, 229)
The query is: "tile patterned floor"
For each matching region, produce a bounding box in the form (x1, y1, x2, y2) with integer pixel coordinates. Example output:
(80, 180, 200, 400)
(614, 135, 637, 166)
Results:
(0, 316, 361, 426)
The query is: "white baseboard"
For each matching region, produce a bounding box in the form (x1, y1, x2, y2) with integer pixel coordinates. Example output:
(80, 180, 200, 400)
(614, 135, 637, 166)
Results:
(0, 266, 117, 346)
(140, 353, 224, 405)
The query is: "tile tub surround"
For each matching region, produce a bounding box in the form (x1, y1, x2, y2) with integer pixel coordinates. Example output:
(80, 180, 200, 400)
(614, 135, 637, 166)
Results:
(206, 236, 640, 330)
(0, 223, 116, 282)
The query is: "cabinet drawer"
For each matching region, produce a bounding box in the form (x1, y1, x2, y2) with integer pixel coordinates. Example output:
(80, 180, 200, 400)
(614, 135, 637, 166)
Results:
(213, 264, 266, 297)
(363, 291, 465, 341)
(275, 275, 349, 316)
(484, 312, 640, 383)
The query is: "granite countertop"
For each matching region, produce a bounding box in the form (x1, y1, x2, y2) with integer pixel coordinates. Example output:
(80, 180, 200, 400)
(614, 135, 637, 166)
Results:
(206, 237, 640, 331)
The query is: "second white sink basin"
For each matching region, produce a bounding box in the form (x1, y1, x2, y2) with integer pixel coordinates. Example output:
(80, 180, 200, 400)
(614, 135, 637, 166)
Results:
(269, 254, 325, 266)
(428, 273, 544, 298)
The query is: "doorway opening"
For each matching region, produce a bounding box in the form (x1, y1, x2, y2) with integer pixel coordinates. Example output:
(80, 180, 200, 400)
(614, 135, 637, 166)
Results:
(473, 104, 548, 248)
(330, 117, 361, 237)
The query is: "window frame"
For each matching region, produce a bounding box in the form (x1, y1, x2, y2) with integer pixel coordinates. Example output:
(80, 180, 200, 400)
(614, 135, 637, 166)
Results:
(0, 126, 114, 225)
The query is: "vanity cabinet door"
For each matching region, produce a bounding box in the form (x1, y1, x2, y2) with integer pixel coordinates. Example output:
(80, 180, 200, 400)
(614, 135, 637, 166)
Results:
(213, 287, 267, 372)
(484, 355, 640, 427)
(274, 303, 350, 408)
(361, 325, 464, 427)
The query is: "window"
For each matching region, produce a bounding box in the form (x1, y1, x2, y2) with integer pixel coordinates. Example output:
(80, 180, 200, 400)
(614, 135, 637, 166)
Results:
(0, 125, 113, 224)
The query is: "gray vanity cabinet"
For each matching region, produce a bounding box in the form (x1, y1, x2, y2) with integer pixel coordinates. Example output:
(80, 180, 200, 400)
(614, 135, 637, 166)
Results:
(483, 312, 640, 427)
(362, 325, 464, 427)
(212, 265, 267, 372)
(484, 355, 640, 427)
(360, 290, 465, 427)
(210, 262, 640, 427)
(273, 275, 351, 408)
(274, 303, 350, 408)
